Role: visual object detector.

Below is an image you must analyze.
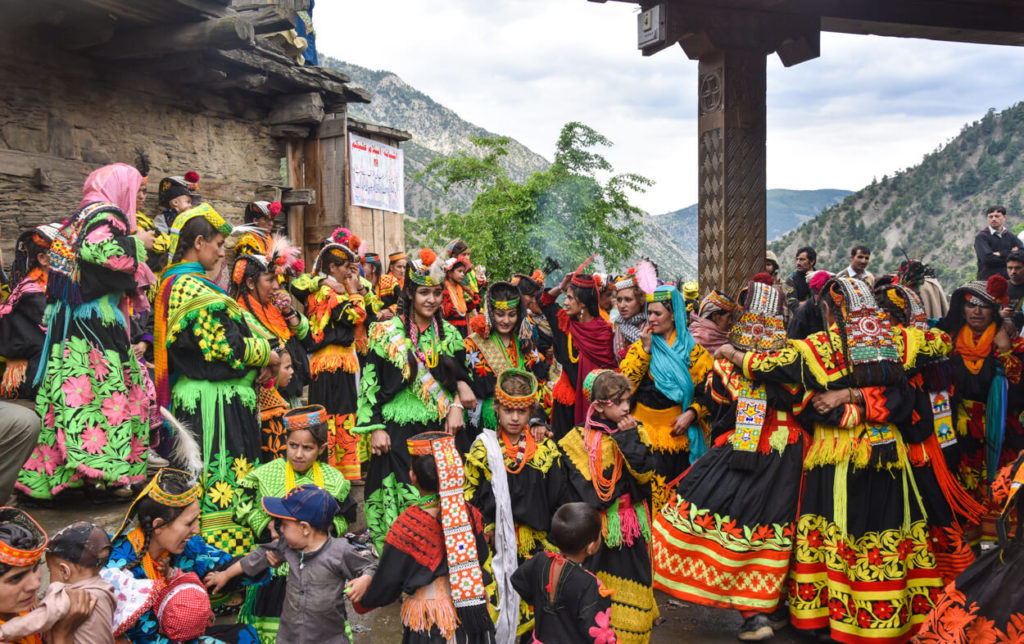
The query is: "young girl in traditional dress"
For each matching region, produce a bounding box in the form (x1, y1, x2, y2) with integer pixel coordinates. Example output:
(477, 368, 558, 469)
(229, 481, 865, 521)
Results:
(231, 239, 311, 406)
(257, 352, 292, 460)
(463, 281, 548, 444)
(610, 270, 646, 363)
(18, 164, 154, 500)
(464, 370, 566, 642)
(354, 249, 476, 550)
(511, 502, 615, 644)
(296, 239, 366, 481)
(441, 254, 479, 338)
(0, 224, 58, 402)
(357, 431, 494, 644)
(559, 370, 658, 644)
(153, 205, 279, 556)
(235, 405, 355, 643)
(652, 281, 809, 641)
(105, 469, 260, 643)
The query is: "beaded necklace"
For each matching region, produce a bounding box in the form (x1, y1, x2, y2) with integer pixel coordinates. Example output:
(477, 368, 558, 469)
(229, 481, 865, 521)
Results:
(499, 429, 535, 474)
(582, 405, 623, 502)
(416, 493, 439, 509)
(492, 332, 524, 370)
(410, 317, 440, 368)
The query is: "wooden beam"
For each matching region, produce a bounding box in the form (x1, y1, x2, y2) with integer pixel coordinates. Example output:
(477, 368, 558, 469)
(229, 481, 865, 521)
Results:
(213, 47, 347, 97)
(269, 92, 324, 125)
(316, 117, 347, 140)
(90, 15, 255, 59)
(239, 6, 299, 34)
(281, 188, 315, 206)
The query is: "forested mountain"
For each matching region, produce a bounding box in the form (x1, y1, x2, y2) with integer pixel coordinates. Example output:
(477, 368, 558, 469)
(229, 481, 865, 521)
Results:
(771, 104, 1024, 290)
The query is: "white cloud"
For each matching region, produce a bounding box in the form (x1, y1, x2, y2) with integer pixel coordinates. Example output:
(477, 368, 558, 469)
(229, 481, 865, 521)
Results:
(314, 1, 1024, 214)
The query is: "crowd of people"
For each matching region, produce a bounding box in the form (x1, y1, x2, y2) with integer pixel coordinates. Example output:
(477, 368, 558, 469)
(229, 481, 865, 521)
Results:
(0, 162, 1023, 644)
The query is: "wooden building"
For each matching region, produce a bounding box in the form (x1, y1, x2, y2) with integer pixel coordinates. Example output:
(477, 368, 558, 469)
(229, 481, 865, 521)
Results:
(0, 0, 409, 264)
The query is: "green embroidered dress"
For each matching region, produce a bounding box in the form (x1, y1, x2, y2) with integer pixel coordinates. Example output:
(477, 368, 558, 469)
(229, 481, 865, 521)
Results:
(158, 264, 273, 556)
(17, 204, 150, 499)
(354, 315, 471, 549)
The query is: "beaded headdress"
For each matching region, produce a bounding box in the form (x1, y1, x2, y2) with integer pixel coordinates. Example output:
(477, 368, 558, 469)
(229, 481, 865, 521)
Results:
(13, 223, 59, 285)
(167, 203, 233, 259)
(0, 507, 47, 568)
(283, 405, 329, 434)
(698, 289, 737, 318)
(113, 469, 202, 540)
(730, 281, 787, 352)
(408, 248, 444, 287)
(313, 242, 357, 275)
(387, 251, 406, 263)
(405, 432, 488, 621)
(244, 200, 282, 223)
(494, 369, 538, 410)
(825, 277, 899, 367)
(582, 368, 615, 404)
(875, 282, 928, 330)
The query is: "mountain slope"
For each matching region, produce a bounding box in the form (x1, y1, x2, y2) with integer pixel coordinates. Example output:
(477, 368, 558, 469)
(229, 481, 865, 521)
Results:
(321, 57, 550, 219)
(770, 104, 1024, 291)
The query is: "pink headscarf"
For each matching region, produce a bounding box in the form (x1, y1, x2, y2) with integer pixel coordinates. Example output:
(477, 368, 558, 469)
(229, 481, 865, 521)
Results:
(80, 163, 142, 232)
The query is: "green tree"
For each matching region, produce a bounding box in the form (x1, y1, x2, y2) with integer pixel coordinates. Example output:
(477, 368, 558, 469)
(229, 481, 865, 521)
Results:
(415, 122, 650, 281)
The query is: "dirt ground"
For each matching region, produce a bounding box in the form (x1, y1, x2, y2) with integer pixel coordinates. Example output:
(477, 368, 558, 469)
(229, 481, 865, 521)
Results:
(12, 485, 809, 643)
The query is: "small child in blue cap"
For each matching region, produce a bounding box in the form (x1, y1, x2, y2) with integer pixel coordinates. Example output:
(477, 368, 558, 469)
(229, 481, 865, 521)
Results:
(205, 485, 376, 644)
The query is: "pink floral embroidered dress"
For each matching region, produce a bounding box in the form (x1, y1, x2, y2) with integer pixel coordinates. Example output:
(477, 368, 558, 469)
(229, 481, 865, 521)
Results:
(17, 165, 151, 498)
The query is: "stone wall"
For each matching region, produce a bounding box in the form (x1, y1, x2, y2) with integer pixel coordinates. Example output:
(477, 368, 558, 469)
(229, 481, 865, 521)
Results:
(0, 30, 283, 257)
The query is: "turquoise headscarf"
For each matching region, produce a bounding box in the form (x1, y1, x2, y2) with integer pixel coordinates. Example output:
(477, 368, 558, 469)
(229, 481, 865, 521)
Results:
(647, 285, 696, 408)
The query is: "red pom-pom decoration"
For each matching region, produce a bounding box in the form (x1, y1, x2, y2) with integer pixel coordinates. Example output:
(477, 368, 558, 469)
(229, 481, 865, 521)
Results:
(292, 259, 305, 272)
(752, 272, 775, 286)
(419, 248, 438, 266)
(469, 314, 488, 336)
(349, 235, 361, 252)
(268, 201, 282, 216)
(184, 171, 200, 183)
(987, 274, 1009, 305)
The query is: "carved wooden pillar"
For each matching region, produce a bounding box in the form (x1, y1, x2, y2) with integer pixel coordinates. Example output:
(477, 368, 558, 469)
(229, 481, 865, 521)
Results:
(696, 49, 766, 298)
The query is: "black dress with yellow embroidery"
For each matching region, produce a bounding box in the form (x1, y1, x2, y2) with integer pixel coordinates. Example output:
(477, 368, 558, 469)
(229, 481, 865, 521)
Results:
(295, 273, 366, 481)
(913, 450, 1024, 643)
(620, 337, 714, 510)
(652, 358, 812, 613)
(163, 271, 273, 557)
(559, 420, 659, 644)
(464, 433, 568, 637)
(741, 327, 950, 643)
(357, 504, 496, 644)
(354, 316, 471, 550)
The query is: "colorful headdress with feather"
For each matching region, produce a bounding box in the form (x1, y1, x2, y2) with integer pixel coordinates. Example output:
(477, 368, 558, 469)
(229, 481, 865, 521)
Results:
(244, 200, 282, 223)
(113, 468, 202, 541)
(408, 248, 444, 287)
(167, 203, 233, 260)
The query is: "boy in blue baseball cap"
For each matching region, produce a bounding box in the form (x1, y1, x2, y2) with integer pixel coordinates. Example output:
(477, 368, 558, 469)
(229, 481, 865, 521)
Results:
(204, 485, 376, 644)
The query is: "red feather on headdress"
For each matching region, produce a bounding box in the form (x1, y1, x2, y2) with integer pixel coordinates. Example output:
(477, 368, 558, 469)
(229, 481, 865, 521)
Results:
(987, 274, 1009, 306)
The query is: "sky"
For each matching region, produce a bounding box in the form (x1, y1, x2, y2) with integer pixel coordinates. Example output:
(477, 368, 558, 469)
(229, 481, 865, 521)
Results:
(314, 0, 1024, 215)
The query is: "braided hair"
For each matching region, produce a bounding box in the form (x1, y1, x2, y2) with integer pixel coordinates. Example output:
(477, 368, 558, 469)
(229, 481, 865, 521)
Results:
(0, 524, 37, 576)
(398, 268, 458, 391)
(127, 476, 195, 570)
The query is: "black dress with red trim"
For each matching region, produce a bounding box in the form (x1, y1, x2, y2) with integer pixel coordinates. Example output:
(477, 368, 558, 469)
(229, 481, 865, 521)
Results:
(559, 419, 659, 644)
(540, 291, 580, 439)
(894, 326, 979, 586)
(510, 551, 615, 644)
(0, 269, 47, 400)
(357, 504, 496, 644)
(944, 322, 1024, 544)
(742, 326, 951, 644)
(913, 450, 1024, 643)
(652, 358, 812, 614)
